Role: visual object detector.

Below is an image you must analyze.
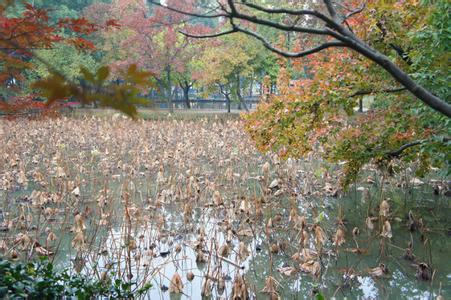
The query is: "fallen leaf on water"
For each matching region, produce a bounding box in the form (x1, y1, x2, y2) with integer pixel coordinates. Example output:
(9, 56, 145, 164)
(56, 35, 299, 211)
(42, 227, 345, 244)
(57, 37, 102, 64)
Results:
(261, 276, 279, 295)
(369, 263, 389, 277)
(232, 274, 248, 300)
(300, 260, 321, 277)
(344, 248, 368, 254)
(334, 227, 346, 247)
(277, 266, 297, 276)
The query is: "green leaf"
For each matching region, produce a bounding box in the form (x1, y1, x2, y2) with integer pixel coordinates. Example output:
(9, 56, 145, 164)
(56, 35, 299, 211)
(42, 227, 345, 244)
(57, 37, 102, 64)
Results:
(80, 67, 95, 83)
(96, 66, 110, 82)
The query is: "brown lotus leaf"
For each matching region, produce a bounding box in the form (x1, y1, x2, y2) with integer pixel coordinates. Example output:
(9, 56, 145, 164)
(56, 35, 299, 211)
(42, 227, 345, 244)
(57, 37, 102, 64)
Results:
(334, 227, 346, 247)
(169, 272, 183, 293)
(277, 266, 297, 276)
(369, 263, 389, 277)
(261, 276, 278, 295)
(314, 224, 327, 247)
(238, 241, 249, 260)
(300, 260, 321, 277)
(379, 200, 390, 217)
(201, 277, 212, 297)
(232, 273, 248, 300)
(218, 243, 230, 257)
(381, 220, 393, 238)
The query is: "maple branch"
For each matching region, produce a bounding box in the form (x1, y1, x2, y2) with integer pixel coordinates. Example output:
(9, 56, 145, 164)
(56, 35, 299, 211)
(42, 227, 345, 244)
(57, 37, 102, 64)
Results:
(386, 140, 425, 157)
(229, 9, 330, 35)
(349, 87, 406, 98)
(386, 137, 450, 157)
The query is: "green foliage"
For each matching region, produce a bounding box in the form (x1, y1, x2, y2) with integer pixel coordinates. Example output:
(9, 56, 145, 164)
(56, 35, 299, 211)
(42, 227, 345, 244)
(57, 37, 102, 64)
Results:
(0, 257, 151, 299)
(197, 32, 278, 99)
(26, 44, 98, 84)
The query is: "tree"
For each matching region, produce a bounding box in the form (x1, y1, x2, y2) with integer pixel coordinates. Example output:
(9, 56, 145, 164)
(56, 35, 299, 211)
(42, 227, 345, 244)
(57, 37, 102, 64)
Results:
(0, 2, 95, 105)
(85, 0, 207, 112)
(155, 0, 450, 185)
(27, 43, 98, 82)
(153, 0, 451, 117)
(242, 0, 451, 186)
(196, 32, 273, 112)
(1, 1, 151, 117)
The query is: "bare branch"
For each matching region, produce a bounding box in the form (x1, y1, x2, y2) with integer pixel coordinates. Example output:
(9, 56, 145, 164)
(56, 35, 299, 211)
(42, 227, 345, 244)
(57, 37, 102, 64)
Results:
(387, 137, 450, 157)
(148, 0, 226, 19)
(344, 3, 366, 21)
(233, 24, 345, 58)
(323, 0, 338, 20)
(239, 1, 334, 25)
(226, 0, 331, 36)
(180, 28, 237, 39)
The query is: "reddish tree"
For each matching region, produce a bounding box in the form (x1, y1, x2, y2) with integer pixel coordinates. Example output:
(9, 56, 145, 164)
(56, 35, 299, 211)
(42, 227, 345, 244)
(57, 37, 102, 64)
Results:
(85, 0, 209, 111)
(0, 2, 117, 113)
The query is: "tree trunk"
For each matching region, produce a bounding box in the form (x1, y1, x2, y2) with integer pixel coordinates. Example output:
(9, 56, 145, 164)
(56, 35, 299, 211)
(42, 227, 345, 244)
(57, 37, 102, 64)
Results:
(237, 93, 249, 112)
(236, 75, 249, 112)
(226, 94, 231, 113)
(219, 84, 231, 113)
(165, 66, 173, 113)
(183, 87, 190, 109)
(180, 80, 191, 109)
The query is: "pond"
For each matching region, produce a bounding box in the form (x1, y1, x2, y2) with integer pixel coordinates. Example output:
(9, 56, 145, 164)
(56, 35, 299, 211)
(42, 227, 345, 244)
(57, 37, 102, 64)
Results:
(0, 115, 449, 299)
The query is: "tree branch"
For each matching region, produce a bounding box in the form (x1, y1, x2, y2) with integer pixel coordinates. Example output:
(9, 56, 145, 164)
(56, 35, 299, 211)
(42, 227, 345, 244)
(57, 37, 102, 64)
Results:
(239, 1, 335, 25)
(386, 137, 450, 157)
(349, 87, 406, 98)
(227, 0, 331, 36)
(323, 0, 338, 21)
(386, 140, 425, 157)
(148, 0, 226, 18)
(180, 28, 237, 39)
(233, 24, 346, 58)
(389, 44, 412, 65)
(343, 3, 366, 21)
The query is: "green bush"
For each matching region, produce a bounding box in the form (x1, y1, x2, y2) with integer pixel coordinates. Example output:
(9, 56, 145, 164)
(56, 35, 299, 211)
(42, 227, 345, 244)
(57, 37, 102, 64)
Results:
(0, 257, 151, 299)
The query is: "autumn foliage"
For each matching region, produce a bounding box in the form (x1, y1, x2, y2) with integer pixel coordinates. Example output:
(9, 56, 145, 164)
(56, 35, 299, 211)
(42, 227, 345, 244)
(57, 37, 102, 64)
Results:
(244, 0, 450, 186)
(0, 1, 152, 116)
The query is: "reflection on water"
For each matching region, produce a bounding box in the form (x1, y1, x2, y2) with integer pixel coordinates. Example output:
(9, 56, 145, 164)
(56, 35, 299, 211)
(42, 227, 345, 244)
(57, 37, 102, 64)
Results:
(53, 179, 450, 300)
